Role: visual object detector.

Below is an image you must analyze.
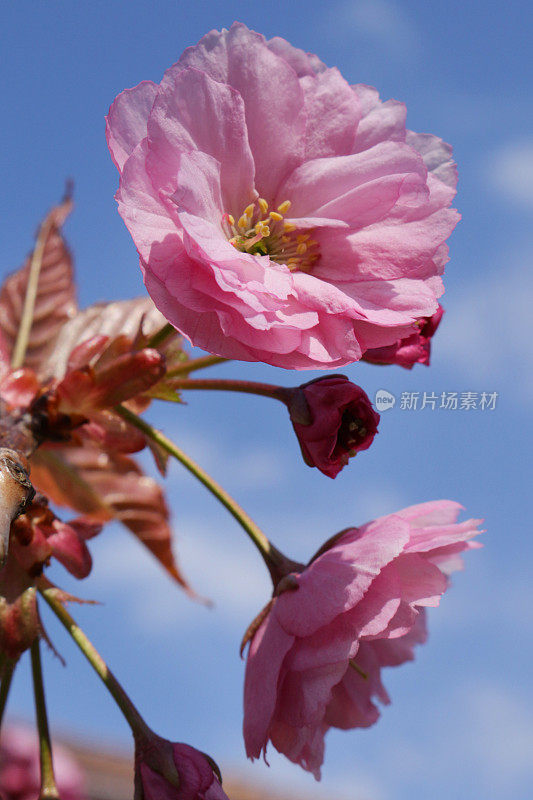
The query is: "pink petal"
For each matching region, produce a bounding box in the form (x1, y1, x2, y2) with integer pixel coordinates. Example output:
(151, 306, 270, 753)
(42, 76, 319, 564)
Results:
(370, 608, 428, 666)
(243, 612, 295, 759)
(267, 36, 326, 77)
(281, 141, 426, 219)
(352, 84, 406, 152)
(299, 68, 361, 160)
(407, 131, 458, 189)
(106, 81, 158, 170)
(274, 517, 410, 636)
(146, 67, 256, 215)
(404, 518, 483, 554)
(393, 499, 464, 526)
(172, 22, 306, 200)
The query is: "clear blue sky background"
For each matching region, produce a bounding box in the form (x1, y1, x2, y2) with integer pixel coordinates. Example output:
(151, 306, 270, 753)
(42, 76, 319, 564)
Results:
(2, 2, 532, 799)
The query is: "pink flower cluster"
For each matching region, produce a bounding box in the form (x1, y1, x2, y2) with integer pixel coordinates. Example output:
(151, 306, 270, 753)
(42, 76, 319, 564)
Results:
(243, 501, 482, 777)
(0, 20, 472, 796)
(0, 725, 85, 800)
(107, 23, 458, 370)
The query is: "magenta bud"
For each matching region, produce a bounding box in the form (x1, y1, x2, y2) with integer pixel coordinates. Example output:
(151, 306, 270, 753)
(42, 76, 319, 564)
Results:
(134, 733, 229, 800)
(285, 376, 380, 478)
(363, 305, 444, 368)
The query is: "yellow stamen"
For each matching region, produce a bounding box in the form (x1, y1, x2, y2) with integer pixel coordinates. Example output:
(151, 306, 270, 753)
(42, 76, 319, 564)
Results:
(296, 243, 308, 255)
(238, 215, 248, 230)
(277, 200, 292, 214)
(255, 219, 270, 234)
(296, 233, 310, 243)
(244, 204, 255, 219)
(269, 211, 283, 222)
(227, 214, 235, 226)
(258, 198, 269, 214)
(349, 659, 368, 680)
(283, 222, 296, 232)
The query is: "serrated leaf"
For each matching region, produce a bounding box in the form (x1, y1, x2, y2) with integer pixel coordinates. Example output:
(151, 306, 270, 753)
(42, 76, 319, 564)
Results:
(30, 444, 192, 592)
(144, 383, 184, 403)
(0, 197, 77, 374)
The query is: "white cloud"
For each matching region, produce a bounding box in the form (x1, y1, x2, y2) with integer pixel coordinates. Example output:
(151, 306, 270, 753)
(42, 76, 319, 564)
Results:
(337, 0, 420, 57)
(228, 750, 386, 800)
(375, 681, 533, 797)
(489, 140, 533, 207)
(89, 518, 271, 632)
(150, 426, 289, 491)
(463, 682, 533, 785)
(438, 256, 533, 398)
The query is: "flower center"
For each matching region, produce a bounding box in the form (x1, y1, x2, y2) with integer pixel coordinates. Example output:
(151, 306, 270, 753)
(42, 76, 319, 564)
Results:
(222, 199, 320, 272)
(339, 412, 368, 457)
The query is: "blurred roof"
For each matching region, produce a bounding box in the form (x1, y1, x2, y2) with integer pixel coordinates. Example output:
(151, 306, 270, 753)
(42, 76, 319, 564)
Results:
(66, 739, 314, 800)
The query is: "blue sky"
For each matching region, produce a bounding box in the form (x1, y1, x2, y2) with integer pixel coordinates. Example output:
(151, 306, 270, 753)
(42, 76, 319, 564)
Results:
(2, 1, 533, 798)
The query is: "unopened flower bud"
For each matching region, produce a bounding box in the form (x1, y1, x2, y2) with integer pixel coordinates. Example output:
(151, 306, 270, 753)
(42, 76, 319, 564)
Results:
(134, 733, 229, 800)
(363, 306, 444, 368)
(284, 377, 380, 478)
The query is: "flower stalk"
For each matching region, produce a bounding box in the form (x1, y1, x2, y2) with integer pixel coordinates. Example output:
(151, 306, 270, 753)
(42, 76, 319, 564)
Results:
(30, 639, 60, 800)
(37, 582, 150, 740)
(38, 584, 181, 790)
(115, 404, 292, 581)
(166, 377, 289, 402)
(0, 657, 16, 731)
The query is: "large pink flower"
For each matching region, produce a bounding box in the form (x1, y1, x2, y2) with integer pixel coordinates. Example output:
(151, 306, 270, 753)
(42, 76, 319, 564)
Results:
(243, 501, 482, 777)
(107, 23, 459, 370)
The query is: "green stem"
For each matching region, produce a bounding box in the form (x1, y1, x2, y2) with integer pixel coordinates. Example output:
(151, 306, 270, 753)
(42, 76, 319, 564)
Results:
(168, 378, 289, 402)
(147, 323, 177, 349)
(166, 354, 227, 378)
(37, 584, 150, 739)
(11, 217, 53, 369)
(30, 639, 59, 800)
(115, 404, 286, 574)
(0, 658, 16, 731)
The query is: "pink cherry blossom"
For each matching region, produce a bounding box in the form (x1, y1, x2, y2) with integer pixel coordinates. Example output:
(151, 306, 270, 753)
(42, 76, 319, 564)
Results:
(285, 376, 380, 477)
(135, 739, 229, 800)
(107, 23, 459, 370)
(243, 501, 482, 777)
(363, 304, 444, 368)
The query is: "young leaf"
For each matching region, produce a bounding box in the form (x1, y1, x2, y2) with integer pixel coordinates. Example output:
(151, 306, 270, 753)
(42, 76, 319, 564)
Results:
(43, 298, 178, 379)
(30, 444, 192, 592)
(0, 197, 77, 373)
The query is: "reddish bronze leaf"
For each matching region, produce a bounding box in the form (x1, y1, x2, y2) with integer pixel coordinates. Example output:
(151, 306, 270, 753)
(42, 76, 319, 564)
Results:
(30, 444, 191, 592)
(43, 298, 181, 379)
(0, 196, 77, 374)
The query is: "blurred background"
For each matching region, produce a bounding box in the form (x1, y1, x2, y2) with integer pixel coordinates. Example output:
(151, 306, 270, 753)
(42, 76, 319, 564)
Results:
(1, 1, 532, 799)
